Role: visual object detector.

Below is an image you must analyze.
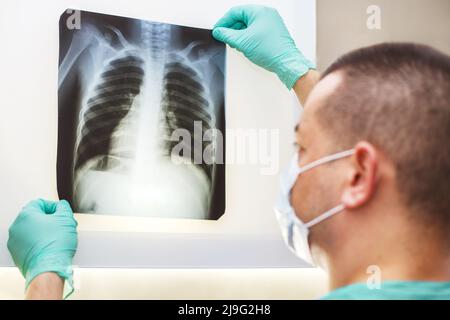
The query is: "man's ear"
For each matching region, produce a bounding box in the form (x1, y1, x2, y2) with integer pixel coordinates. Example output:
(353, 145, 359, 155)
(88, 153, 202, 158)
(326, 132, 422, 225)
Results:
(341, 141, 378, 208)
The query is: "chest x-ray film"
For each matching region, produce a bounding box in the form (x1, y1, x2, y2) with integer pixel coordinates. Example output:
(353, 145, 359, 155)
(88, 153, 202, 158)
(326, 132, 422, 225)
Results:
(57, 9, 226, 220)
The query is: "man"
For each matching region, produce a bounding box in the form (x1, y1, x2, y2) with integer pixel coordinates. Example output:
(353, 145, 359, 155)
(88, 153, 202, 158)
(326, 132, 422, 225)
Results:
(7, 5, 450, 299)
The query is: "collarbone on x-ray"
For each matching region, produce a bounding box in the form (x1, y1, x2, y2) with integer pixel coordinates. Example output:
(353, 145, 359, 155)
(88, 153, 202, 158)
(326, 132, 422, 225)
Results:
(57, 10, 226, 220)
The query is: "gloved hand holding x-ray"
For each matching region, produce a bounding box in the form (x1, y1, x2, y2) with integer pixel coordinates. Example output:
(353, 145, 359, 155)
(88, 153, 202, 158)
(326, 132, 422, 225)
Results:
(57, 10, 226, 220)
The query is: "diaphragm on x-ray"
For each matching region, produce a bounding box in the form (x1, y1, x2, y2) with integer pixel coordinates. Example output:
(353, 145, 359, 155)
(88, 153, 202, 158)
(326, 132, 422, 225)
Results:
(57, 10, 225, 220)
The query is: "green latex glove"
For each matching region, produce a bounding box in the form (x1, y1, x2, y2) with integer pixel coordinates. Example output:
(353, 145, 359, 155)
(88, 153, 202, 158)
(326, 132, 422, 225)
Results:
(212, 5, 316, 89)
(7, 199, 78, 298)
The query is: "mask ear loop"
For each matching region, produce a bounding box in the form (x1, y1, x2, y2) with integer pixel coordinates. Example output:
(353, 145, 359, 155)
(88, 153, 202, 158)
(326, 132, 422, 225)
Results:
(303, 203, 346, 228)
(298, 149, 355, 174)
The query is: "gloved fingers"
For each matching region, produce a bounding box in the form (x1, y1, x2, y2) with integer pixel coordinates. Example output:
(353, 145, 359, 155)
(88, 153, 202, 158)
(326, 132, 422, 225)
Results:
(55, 200, 77, 228)
(212, 27, 241, 48)
(214, 4, 264, 29)
(54, 199, 75, 217)
(229, 21, 246, 30)
(20, 199, 73, 216)
(42, 199, 58, 214)
(22, 198, 58, 215)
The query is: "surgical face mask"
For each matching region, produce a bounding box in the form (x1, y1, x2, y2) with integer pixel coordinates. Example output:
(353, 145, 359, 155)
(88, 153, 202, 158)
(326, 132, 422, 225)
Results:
(274, 149, 354, 265)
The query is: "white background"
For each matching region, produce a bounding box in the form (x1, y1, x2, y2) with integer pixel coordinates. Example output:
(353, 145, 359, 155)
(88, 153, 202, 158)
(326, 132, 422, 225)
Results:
(0, 0, 316, 267)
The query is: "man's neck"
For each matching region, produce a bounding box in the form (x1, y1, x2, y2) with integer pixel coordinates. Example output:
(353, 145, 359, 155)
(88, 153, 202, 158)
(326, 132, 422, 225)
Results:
(330, 260, 450, 291)
(326, 233, 450, 291)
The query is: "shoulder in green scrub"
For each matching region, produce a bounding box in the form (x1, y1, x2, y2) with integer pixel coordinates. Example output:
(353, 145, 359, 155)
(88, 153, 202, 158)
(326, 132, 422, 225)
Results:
(321, 281, 450, 300)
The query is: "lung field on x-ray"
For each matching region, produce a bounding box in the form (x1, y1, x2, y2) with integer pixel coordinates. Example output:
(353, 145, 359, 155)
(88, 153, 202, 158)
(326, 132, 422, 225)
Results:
(75, 53, 145, 172)
(57, 10, 225, 220)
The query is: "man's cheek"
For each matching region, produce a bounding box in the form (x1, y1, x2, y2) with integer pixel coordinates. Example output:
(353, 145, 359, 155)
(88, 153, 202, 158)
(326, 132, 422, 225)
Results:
(291, 179, 312, 222)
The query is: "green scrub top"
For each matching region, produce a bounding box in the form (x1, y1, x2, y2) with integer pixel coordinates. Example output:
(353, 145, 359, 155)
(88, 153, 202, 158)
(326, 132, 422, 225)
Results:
(321, 281, 450, 300)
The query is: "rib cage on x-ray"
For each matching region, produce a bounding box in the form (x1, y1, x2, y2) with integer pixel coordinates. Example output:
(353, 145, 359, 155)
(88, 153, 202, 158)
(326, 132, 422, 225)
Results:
(161, 56, 215, 181)
(65, 20, 221, 218)
(75, 53, 145, 173)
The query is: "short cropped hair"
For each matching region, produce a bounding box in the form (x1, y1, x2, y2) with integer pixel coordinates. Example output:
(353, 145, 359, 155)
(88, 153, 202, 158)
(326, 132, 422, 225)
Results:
(318, 43, 450, 235)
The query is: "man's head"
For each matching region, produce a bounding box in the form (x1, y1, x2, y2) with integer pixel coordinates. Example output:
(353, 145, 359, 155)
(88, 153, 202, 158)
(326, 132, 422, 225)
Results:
(290, 43, 450, 277)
